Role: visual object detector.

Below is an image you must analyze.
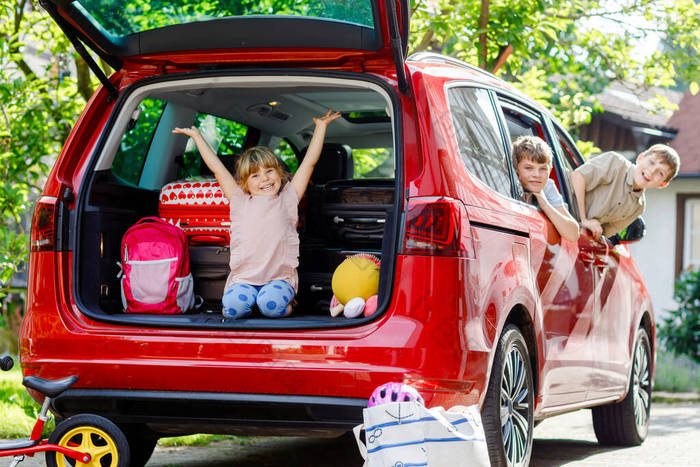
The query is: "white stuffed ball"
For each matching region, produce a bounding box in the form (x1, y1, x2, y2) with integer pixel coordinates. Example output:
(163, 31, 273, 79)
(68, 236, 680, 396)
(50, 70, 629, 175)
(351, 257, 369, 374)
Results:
(343, 297, 365, 318)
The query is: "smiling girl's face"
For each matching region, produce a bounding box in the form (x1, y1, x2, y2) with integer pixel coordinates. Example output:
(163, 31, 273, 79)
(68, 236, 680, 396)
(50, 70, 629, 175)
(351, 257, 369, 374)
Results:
(245, 165, 282, 196)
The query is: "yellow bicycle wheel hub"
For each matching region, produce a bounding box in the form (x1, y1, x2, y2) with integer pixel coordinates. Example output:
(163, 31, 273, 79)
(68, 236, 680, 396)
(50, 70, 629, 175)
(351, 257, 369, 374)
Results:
(56, 425, 119, 467)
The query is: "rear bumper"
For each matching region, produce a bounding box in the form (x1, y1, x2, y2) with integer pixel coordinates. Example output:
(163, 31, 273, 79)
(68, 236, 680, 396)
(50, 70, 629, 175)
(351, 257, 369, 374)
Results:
(53, 389, 365, 436)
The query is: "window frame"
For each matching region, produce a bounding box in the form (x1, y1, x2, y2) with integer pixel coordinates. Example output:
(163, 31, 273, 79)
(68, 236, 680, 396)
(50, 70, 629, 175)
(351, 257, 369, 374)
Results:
(676, 194, 700, 275)
(546, 119, 586, 220)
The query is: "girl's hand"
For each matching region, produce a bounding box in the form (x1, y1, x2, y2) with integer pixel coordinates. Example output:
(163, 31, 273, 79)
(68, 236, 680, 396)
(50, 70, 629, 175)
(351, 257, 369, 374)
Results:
(172, 126, 201, 139)
(312, 110, 341, 128)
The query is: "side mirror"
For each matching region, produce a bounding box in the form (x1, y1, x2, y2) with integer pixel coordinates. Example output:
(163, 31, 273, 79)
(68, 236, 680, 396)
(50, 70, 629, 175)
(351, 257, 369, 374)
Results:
(608, 217, 646, 245)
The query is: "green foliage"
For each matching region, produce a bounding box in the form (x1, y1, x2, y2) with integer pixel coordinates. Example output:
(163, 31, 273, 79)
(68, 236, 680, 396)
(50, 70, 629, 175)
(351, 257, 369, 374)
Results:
(654, 348, 700, 394)
(112, 98, 166, 184)
(80, 0, 373, 36)
(409, 0, 700, 129)
(0, 0, 89, 296)
(658, 268, 700, 364)
(0, 358, 55, 438)
(158, 434, 245, 447)
(353, 148, 394, 178)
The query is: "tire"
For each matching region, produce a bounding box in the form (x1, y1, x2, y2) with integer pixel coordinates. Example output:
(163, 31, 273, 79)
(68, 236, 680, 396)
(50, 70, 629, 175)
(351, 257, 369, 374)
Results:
(481, 325, 534, 467)
(118, 423, 158, 467)
(45, 414, 130, 467)
(592, 327, 652, 446)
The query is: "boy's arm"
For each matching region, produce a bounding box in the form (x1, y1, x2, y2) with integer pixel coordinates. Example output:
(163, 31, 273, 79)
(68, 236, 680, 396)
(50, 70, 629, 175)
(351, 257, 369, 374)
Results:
(570, 171, 603, 239)
(291, 110, 341, 199)
(532, 192, 580, 242)
(172, 127, 239, 200)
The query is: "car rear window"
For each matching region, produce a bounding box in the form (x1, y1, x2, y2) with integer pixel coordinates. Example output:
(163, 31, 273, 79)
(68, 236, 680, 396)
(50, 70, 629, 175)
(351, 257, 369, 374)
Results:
(75, 0, 375, 36)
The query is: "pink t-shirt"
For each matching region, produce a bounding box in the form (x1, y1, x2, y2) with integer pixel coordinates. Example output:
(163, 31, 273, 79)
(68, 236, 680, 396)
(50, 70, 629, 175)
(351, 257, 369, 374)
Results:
(225, 182, 299, 292)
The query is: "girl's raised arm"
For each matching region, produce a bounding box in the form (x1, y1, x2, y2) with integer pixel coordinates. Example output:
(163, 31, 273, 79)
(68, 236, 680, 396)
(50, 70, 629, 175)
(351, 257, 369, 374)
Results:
(172, 127, 240, 200)
(291, 110, 341, 199)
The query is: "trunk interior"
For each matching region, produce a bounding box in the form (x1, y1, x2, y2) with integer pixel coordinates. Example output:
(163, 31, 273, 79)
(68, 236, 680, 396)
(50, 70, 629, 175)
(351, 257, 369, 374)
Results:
(74, 73, 399, 329)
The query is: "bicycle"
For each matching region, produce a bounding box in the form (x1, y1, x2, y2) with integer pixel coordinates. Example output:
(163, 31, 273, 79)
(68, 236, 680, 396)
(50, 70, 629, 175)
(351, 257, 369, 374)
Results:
(0, 354, 130, 466)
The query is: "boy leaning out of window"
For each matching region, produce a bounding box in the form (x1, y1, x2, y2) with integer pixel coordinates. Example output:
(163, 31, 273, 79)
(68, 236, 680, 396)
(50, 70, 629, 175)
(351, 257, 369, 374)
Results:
(512, 136, 580, 243)
(570, 144, 680, 240)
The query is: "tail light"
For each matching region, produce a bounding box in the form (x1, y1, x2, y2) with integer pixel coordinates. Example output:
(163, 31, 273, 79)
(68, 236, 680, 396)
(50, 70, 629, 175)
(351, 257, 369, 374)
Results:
(402, 197, 472, 257)
(30, 196, 58, 252)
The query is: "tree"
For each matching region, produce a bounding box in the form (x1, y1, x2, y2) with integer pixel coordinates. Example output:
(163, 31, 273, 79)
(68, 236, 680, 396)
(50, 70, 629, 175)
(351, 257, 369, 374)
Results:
(0, 0, 94, 294)
(409, 0, 700, 130)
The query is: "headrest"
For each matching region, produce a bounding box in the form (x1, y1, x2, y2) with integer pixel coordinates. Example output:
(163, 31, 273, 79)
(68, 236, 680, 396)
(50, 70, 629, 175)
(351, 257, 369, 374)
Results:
(301, 143, 354, 184)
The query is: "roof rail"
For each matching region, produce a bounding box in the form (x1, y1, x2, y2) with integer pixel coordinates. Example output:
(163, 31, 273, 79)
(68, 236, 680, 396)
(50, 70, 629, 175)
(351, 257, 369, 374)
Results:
(407, 52, 500, 81)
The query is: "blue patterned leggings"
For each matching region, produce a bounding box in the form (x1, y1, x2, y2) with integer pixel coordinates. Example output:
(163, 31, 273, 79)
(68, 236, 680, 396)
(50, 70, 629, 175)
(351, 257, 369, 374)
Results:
(222, 280, 294, 319)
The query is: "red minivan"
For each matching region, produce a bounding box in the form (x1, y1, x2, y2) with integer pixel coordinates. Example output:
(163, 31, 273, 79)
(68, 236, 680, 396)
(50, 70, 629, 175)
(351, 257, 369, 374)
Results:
(22, 1, 655, 465)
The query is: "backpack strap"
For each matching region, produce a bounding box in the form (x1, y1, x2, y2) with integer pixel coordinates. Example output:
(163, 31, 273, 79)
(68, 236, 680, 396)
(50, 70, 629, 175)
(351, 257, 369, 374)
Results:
(135, 216, 169, 226)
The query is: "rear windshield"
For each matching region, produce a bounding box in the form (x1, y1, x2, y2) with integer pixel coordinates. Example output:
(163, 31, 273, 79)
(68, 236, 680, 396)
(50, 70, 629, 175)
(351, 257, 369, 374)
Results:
(75, 0, 375, 36)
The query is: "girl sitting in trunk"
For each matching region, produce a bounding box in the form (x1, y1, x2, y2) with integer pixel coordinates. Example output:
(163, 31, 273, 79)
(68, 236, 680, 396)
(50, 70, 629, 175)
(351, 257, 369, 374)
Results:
(173, 110, 341, 319)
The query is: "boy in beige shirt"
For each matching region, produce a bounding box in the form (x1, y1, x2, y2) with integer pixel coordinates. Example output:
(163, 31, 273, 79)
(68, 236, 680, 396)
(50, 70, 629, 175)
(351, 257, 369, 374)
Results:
(570, 144, 680, 239)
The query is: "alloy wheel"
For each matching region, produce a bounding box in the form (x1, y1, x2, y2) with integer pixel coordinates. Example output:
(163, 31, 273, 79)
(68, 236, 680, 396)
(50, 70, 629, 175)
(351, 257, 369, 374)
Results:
(500, 344, 530, 466)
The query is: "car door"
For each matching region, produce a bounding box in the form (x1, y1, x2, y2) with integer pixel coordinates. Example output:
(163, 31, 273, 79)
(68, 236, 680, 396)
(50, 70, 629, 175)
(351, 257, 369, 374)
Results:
(497, 100, 597, 406)
(550, 124, 626, 399)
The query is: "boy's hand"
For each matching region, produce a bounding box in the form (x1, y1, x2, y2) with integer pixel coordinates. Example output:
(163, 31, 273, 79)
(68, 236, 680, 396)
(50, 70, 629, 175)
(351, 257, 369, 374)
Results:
(172, 126, 201, 139)
(313, 110, 341, 128)
(581, 218, 603, 239)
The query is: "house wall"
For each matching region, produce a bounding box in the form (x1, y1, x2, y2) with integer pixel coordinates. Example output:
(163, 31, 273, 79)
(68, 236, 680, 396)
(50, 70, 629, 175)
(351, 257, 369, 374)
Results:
(628, 177, 700, 320)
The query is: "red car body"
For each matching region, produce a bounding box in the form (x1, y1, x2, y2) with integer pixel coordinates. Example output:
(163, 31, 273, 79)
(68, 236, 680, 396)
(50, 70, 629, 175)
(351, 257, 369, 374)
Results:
(21, 1, 655, 464)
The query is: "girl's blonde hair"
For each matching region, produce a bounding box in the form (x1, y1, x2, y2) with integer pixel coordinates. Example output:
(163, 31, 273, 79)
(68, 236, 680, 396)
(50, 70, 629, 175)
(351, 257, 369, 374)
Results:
(235, 146, 290, 194)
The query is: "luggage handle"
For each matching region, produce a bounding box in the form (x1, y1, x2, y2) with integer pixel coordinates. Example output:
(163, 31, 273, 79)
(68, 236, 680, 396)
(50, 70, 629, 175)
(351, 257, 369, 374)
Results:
(189, 235, 228, 244)
(333, 216, 385, 224)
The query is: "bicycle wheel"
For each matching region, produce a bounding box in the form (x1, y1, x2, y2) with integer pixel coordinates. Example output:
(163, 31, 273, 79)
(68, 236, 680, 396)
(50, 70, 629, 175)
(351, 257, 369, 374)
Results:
(46, 414, 130, 467)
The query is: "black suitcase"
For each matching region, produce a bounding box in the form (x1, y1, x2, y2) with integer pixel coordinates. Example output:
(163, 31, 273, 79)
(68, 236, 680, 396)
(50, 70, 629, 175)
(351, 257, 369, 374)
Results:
(318, 179, 394, 248)
(297, 245, 382, 314)
(189, 245, 229, 303)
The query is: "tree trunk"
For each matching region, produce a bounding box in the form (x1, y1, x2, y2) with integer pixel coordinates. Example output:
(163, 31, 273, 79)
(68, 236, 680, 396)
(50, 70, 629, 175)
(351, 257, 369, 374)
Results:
(76, 55, 94, 102)
(478, 0, 490, 69)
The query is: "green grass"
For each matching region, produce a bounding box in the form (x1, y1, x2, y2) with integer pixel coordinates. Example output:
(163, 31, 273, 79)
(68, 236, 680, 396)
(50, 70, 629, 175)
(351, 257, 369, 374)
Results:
(654, 349, 700, 393)
(157, 434, 246, 447)
(0, 359, 54, 439)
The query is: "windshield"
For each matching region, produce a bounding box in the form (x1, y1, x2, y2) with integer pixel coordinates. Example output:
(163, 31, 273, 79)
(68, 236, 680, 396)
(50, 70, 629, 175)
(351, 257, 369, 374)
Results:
(75, 0, 375, 36)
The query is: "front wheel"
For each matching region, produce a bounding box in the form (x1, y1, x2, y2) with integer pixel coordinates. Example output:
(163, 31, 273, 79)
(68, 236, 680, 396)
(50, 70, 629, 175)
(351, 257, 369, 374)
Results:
(591, 327, 652, 446)
(46, 414, 130, 467)
(482, 325, 534, 467)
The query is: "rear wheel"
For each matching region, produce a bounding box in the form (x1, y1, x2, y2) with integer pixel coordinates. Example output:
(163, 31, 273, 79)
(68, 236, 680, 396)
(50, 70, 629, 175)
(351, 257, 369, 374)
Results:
(592, 327, 652, 446)
(482, 325, 534, 467)
(118, 423, 158, 467)
(46, 414, 130, 467)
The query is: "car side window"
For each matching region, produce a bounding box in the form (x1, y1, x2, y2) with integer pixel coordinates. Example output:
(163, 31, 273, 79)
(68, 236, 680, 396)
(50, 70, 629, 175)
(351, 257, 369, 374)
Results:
(178, 113, 249, 178)
(111, 98, 167, 185)
(446, 87, 511, 197)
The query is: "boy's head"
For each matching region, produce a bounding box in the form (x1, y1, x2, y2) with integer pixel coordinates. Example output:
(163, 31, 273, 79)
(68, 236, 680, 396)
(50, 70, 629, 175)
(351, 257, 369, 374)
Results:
(236, 146, 290, 196)
(512, 136, 553, 193)
(633, 144, 680, 190)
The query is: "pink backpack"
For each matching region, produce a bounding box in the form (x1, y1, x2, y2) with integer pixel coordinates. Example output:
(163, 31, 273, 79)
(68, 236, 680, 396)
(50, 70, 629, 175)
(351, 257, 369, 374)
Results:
(119, 217, 194, 314)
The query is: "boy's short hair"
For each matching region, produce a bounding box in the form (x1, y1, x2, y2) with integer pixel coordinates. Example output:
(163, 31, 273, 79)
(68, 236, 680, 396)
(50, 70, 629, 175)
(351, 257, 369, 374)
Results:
(512, 136, 553, 167)
(236, 146, 290, 193)
(640, 144, 680, 182)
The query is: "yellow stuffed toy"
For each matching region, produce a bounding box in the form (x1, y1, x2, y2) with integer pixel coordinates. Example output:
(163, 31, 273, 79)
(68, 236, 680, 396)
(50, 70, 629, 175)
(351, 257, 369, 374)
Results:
(330, 254, 380, 318)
